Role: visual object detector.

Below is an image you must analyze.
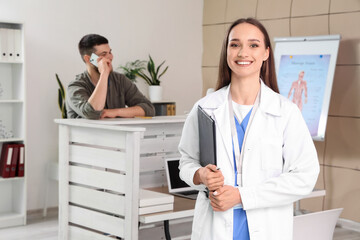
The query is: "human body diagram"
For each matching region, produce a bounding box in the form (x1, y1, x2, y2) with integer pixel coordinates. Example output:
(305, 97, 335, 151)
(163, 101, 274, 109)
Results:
(288, 71, 308, 111)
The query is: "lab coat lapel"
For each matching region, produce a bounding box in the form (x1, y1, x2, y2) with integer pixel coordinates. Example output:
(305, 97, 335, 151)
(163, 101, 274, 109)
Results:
(244, 81, 282, 149)
(212, 90, 234, 170)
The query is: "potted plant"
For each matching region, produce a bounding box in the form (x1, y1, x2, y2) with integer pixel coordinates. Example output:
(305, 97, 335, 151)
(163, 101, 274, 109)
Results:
(136, 55, 169, 102)
(56, 73, 67, 119)
(118, 60, 146, 82)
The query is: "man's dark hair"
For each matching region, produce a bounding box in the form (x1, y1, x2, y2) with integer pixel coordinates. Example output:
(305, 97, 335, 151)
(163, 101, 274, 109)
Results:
(78, 34, 108, 62)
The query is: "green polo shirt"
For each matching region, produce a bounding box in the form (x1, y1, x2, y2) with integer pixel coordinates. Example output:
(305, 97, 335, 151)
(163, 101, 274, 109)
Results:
(66, 71, 155, 119)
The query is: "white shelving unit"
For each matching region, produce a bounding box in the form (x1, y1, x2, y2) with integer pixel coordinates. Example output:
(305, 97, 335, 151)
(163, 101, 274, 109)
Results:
(0, 21, 26, 228)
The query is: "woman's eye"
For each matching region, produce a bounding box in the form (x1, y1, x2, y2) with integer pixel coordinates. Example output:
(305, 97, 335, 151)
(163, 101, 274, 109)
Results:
(229, 43, 239, 47)
(250, 44, 259, 48)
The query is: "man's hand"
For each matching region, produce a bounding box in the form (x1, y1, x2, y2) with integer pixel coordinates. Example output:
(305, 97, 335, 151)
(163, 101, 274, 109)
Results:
(100, 106, 145, 119)
(194, 164, 224, 191)
(209, 185, 242, 212)
(100, 109, 119, 119)
(97, 57, 112, 75)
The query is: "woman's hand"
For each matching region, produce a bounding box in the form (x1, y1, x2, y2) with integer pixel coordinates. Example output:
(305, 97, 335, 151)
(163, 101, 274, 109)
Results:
(209, 185, 242, 212)
(193, 164, 224, 191)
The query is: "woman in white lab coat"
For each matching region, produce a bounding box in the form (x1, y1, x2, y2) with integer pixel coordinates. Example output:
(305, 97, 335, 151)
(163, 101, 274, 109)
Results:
(178, 18, 319, 240)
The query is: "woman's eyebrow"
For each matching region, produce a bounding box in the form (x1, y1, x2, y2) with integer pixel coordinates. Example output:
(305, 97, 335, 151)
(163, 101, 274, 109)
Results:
(229, 38, 261, 42)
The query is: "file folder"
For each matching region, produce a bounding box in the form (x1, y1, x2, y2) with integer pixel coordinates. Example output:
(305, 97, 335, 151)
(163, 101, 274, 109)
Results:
(0, 28, 8, 61)
(7, 29, 15, 62)
(0, 144, 13, 178)
(197, 105, 217, 166)
(9, 144, 19, 177)
(17, 144, 24, 177)
(14, 29, 22, 61)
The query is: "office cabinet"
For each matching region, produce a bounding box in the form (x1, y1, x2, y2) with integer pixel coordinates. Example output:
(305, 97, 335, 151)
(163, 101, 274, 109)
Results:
(0, 21, 26, 228)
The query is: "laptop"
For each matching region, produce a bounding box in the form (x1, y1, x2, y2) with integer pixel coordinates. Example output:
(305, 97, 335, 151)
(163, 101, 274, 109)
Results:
(165, 158, 198, 200)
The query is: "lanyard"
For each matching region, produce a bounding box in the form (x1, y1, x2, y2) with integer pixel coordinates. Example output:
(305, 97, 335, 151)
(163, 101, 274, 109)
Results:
(228, 86, 260, 186)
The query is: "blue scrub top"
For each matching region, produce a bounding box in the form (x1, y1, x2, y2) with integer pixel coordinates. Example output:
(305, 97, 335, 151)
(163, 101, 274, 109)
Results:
(232, 108, 252, 240)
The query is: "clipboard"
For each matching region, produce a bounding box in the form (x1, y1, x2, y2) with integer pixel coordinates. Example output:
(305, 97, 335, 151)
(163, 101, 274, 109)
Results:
(197, 105, 217, 166)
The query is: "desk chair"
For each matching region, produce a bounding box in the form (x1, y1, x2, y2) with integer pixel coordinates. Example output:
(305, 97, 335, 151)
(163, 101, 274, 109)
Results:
(293, 208, 343, 240)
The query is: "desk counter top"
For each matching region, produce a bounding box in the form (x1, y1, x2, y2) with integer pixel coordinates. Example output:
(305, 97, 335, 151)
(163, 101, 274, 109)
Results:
(55, 115, 187, 126)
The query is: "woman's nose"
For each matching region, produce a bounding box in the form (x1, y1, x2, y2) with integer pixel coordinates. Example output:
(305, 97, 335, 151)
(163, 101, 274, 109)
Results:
(237, 47, 247, 57)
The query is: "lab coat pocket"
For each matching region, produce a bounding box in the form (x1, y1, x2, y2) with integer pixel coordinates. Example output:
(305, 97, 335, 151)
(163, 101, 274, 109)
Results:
(260, 137, 283, 176)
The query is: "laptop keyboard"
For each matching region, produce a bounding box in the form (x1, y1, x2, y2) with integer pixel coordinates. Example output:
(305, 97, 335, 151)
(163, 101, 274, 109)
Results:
(181, 190, 198, 196)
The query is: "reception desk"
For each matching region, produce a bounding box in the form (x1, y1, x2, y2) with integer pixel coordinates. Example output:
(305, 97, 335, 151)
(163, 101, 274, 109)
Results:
(55, 116, 325, 240)
(55, 116, 188, 240)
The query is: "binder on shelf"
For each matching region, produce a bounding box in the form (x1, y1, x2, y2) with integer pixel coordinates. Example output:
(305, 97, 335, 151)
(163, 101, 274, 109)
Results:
(0, 28, 8, 61)
(16, 143, 24, 177)
(153, 102, 176, 116)
(171, 104, 176, 115)
(14, 29, 22, 61)
(6, 29, 15, 62)
(0, 144, 13, 178)
(9, 144, 19, 177)
(166, 104, 172, 115)
(197, 105, 217, 166)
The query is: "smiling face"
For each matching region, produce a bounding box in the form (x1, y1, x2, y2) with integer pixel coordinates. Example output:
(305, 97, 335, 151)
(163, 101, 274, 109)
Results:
(226, 23, 269, 82)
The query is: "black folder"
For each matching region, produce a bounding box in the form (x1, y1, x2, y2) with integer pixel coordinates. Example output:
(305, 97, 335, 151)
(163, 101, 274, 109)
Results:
(197, 105, 217, 166)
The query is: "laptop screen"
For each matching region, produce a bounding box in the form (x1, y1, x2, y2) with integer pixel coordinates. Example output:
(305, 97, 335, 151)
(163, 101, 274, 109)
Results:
(165, 158, 193, 193)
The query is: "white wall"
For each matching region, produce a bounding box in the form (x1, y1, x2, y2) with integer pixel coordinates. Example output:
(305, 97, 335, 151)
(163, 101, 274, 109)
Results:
(0, 0, 203, 210)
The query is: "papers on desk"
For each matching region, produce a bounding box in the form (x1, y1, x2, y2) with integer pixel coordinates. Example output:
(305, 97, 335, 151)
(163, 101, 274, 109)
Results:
(139, 189, 174, 215)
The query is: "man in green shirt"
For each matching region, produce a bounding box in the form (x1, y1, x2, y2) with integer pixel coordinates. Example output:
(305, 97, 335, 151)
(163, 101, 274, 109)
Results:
(66, 34, 155, 119)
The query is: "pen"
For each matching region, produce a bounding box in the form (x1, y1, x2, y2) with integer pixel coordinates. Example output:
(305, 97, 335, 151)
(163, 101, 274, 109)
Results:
(209, 166, 220, 172)
(134, 116, 153, 119)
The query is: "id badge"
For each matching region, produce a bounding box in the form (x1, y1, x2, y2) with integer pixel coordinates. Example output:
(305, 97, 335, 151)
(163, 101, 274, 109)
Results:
(237, 173, 242, 186)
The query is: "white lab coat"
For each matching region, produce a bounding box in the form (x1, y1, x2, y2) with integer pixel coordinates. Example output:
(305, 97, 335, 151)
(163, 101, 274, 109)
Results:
(178, 80, 319, 240)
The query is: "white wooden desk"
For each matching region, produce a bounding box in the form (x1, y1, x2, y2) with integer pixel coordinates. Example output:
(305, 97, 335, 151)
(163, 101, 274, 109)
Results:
(55, 116, 187, 240)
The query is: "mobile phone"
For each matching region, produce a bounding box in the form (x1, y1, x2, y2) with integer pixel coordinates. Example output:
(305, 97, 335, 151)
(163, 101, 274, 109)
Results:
(89, 53, 99, 67)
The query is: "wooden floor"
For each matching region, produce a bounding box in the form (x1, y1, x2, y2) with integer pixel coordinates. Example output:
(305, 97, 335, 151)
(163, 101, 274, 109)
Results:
(0, 215, 359, 240)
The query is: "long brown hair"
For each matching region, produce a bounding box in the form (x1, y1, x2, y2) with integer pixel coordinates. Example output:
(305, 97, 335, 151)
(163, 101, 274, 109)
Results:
(216, 18, 279, 93)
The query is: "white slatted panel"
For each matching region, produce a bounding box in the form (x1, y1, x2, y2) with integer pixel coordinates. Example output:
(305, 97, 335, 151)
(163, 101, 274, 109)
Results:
(69, 165, 125, 193)
(70, 145, 126, 171)
(141, 124, 167, 136)
(59, 125, 70, 240)
(69, 205, 124, 238)
(70, 126, 127, 149)
(124, 131, 140, 240)
(69, 185, 125, 216)
(140, 136, 181, 154)
(163, 123, 184, 135)
(140, 123, 184, 136)
(140, 171, 166, 188)
(140, 155, 165, 172)
(140, 138, 165, 154)
(69, 225, 113, 240)
(163, 136, 181, 153)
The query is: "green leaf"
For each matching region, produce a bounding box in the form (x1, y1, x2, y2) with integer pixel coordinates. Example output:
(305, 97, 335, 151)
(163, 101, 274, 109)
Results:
(56, 73, 67, 118)
(158, 66, 169, 79)
(56, 74, 65, 98)
(136, 71, 152, 85)
(58, 88, 63, 110)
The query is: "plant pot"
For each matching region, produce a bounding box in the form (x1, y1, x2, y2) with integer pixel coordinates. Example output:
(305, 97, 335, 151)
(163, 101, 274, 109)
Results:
(148, 85, 162, 102)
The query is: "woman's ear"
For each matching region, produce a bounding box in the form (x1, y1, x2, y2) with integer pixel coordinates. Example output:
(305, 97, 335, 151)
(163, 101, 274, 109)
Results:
(263, 47, 270, 61)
